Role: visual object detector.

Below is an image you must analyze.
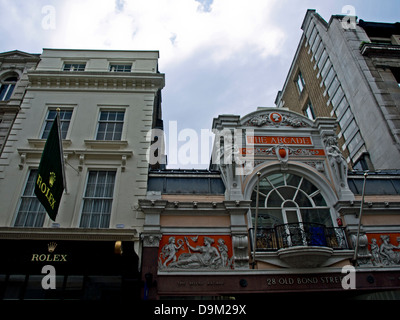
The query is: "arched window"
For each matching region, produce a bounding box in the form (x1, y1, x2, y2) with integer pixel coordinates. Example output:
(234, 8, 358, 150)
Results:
(0, 76, 18, 101)
(251, 172, 333, 229)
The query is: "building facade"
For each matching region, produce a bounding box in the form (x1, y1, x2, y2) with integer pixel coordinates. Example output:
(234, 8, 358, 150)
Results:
(140, 107, 400, 300)
(0, 49, 165, 300)
(275, 10, 400, 171)
(0, 50, 40, 158)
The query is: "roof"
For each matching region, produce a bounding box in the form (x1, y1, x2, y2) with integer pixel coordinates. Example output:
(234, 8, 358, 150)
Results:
(148, 169, 225, 195)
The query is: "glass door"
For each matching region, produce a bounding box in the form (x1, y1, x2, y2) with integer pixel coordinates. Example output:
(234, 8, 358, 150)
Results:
(282, 208, 306, 247)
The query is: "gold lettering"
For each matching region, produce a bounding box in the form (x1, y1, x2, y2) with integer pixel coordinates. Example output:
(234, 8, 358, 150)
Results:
(31, 253, 67, 262)
(37, 174, 42, 186)
(37, 176, 57, 209)
(46, 192, 56, 210)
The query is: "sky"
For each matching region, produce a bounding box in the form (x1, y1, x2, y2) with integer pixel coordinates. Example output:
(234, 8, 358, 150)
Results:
(0, 0, 399, 169)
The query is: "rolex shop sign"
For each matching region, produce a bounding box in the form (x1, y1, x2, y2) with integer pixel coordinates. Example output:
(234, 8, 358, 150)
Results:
(31, 242, 68, 263)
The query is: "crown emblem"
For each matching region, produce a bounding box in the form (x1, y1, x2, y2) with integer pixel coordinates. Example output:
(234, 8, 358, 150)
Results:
(48, 242, 57, 253)
(49, 172, 56, 187)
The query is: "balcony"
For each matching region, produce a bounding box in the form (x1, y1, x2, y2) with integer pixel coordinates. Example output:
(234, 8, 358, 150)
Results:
(360, 42, 400, 57)
(250, 223, 350, 268)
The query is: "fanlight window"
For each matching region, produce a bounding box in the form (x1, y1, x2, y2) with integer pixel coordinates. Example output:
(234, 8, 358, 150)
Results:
(0, 76, 18, 101)
(251, 173, 333, 228)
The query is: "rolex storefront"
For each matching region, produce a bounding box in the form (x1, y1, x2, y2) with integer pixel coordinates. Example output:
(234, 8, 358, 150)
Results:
(0, 230, 140, 301)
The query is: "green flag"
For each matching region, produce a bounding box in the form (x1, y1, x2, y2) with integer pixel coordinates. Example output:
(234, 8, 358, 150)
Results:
(35, 112, 66, 221)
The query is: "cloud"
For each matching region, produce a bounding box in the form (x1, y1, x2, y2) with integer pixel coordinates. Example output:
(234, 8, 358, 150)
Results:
(115, 0, 126, 12)
(195, 0, 213, 12)
(49, 0, 285, 67)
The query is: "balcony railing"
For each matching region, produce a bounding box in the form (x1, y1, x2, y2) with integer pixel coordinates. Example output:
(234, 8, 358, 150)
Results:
(249, 222, 349, 251)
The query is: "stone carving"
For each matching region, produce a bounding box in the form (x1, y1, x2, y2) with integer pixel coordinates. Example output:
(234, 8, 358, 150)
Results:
(158, 235, 234, 270)
(369, 235, 400, 266)
(245, 146, 324, 157)
(141, 234, 162, 248)
(351, 233, 372, 266)
(244, 112, 310, 128)
(232, 235, 249, 269)
(325, 137, 348, 188)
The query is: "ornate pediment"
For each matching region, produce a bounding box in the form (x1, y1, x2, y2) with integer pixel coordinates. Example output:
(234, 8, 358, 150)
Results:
(0, 50, 40, 62)
(241, 109, 313, 128)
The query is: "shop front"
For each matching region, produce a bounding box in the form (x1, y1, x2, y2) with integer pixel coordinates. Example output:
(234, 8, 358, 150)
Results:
(0, 234, 140, 301)
(156, 269, 400, 299)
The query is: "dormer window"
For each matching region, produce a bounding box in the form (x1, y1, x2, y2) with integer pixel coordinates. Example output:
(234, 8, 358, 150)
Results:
(109, 64, 132, 72)
(63, 63, 86, 71)
(0, 76, 18, 101)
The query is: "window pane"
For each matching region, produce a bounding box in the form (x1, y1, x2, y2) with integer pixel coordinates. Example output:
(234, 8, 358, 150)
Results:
(300, 179, 318, 196)
(267, 190, 283, 207)
(15, 170, 46, 227)
(80, 171, 115, 228)
(42, 110, 72, 139)
(97, 111, 125, 141)
(313, 193, 327, 206)
(116, 112, 125, 121)
(268, 173, 285, 188)
(301, 209, 333, 227)
(100, 111, 109, 121)
(278, 187, 296, 200)
(285, 174, 302, 188)
(295, 191, 312, 207)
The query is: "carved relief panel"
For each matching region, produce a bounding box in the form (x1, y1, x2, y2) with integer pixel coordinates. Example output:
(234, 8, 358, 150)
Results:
(158, 235, 234, 270)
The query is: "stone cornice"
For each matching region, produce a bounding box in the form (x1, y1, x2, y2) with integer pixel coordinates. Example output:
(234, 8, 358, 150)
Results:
(0, 227, 138, 241)
(27, 70, 165, 91)
(139, 199, 251, 215)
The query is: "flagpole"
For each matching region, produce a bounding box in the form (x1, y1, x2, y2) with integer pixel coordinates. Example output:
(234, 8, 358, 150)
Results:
(252, 171, 261, 269)
(353, 171, 368, 263)
(56, 108, 67, 193)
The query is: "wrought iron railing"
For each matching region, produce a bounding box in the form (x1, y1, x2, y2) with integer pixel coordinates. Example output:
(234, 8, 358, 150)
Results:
(249, 222, 349, 251)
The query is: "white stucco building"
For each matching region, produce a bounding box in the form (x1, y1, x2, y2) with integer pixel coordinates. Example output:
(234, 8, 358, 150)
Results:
(0, 49, 165, 300)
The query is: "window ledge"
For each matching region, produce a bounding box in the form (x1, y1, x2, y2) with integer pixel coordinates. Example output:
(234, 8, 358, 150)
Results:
(84, 140, 128, 149)
(28, 138, 72, 148)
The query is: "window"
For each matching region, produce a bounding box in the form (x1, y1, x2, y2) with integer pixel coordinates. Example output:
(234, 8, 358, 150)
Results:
(80, 171, 116, 228)
(342, 120, 358, 141)
(0, 76, 18, 101)
(338, 108, 353, 128)
(324, 67, 335, 88)
(63, 63, 86, 71)
(352, 155, 370, 171)
(14, 170, 46, 228)
(391, 67, 400, 87)
(317, 50, 328, 71)
(96, 111, 125, 141)
(296, 72, 305, 93)
(331, 86, 344, 108)
(41, 109, 73, 139)
(304, 101, 316, 120)
(109, 64, 132, 72)
(320, 58, 331, 79)
(251, 173, 332, 229)
(347, 132, 363, 154)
